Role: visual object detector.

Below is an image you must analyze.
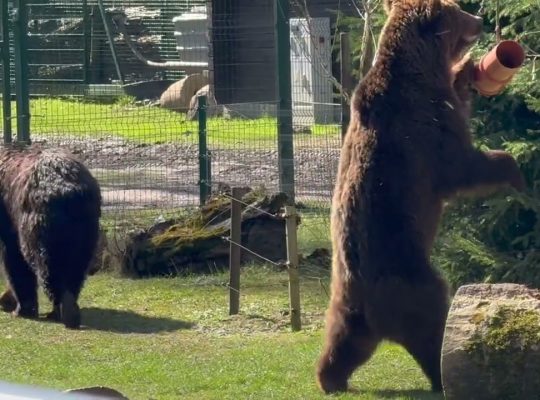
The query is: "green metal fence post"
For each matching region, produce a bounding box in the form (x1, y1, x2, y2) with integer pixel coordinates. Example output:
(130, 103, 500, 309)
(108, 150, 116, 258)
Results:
(82, 0, 91, 84)
(198, 95, 211, 206)
(1, 0, 12, 143)
(275, 0, 295, 203)
(13, 0, 30, 143)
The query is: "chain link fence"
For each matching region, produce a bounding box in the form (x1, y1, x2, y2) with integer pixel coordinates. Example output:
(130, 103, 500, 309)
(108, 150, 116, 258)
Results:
(0, 0, 359, 269)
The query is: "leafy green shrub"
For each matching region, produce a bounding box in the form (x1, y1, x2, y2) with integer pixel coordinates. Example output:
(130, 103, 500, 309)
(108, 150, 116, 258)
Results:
(436, 0, 540, 290)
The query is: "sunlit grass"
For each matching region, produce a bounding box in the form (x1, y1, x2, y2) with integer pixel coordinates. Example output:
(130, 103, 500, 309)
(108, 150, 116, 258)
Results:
(0, 98, 341, 147)
(0, 269, 440, 400)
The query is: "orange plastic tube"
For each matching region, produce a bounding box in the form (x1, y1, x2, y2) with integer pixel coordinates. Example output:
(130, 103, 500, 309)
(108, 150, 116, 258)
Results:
(473, 40, 525, 96)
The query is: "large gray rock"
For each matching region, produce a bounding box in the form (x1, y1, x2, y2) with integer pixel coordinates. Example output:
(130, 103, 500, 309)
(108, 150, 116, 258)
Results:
(442, 283, 540, 400)
(160, 73, 208, 112)
(186, 84, 221, 120)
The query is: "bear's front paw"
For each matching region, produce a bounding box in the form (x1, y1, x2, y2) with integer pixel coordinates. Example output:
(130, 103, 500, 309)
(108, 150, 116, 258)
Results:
(452, 54, 476, 97)
(452, 54, 475, 81)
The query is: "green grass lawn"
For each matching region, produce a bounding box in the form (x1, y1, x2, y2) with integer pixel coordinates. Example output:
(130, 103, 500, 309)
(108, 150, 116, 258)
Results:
(1, 98, 341, 146)
(0, 268, 442, 400)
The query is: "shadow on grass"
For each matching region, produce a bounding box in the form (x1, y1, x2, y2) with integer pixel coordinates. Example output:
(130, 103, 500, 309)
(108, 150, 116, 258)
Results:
(354, 389, 443, 399)
(81, 307, 194, 334)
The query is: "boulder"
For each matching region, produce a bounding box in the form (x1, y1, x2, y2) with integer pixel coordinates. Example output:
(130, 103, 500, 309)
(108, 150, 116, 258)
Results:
(442, 283, 540, 400)
(160, 73, 208, 112)
(186, 84, 221, 120)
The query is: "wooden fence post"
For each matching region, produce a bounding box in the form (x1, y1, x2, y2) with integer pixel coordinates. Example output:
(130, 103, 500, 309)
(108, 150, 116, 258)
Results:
(229, 187, 242, 315)
(285, 205, 301, 331)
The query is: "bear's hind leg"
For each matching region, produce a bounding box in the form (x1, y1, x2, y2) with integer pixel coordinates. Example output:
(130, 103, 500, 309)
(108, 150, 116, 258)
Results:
(42, 278, 81, 329)
(48, 213, 98, 329)
(60, 291, 81, 330)
(40, 271, 62, 322)
(2, 244, 38, 318)
(42, 268, 83, 330)
(317, 304, 380, 394)
(44, 243, 93, 329)
(59, 248, 93, 330)
(22, 229, 90, 329)
(398, 286, 448, 392)
(401, 321, 445, 392)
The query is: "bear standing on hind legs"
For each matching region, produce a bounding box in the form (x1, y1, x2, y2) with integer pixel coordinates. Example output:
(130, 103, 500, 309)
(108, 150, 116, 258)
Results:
(0, 145, 101, 329)
(316, 0, 525, 394)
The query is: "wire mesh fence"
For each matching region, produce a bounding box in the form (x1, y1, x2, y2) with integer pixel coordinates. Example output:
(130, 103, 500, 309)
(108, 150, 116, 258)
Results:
(0, 0, 356, 270)
(26, 0, 206, 86)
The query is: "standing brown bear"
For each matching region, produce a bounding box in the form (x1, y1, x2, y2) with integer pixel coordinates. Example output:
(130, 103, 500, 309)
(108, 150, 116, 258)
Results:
(317, 0, 525, 394)
(0, 145, 101, 329)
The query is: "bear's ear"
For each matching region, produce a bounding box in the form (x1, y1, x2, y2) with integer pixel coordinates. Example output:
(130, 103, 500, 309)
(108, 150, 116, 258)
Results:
(419, 0, 443, 34)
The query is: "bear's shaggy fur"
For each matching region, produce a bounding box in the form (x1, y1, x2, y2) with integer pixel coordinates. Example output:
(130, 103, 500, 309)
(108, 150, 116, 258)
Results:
(0, 145, 101, 329)
(316, 0, 525, 393)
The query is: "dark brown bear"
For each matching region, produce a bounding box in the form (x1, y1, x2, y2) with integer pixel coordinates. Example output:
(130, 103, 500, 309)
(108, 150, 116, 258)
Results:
(316, 0, 525, 394)
(0, 145, 101, 329)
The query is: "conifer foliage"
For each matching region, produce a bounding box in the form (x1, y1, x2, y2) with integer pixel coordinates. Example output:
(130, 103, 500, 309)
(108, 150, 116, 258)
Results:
(336, 0, 540, 288)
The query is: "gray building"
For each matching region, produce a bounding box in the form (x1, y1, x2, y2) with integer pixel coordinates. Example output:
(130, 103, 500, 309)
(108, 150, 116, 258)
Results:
(208, 0, 357, 105)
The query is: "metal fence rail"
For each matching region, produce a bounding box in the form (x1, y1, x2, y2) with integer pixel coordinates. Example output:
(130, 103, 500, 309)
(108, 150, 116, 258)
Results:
(0, 0, 353, 253)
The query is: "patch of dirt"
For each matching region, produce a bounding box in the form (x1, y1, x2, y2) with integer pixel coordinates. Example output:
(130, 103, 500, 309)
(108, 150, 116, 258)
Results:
(193, 311, 325, 336)
(32, 135, 339, 213)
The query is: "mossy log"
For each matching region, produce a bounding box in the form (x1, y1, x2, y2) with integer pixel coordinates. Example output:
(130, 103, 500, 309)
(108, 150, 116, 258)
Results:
(442, 283, 540, 400)
(120, 189, 295, 277)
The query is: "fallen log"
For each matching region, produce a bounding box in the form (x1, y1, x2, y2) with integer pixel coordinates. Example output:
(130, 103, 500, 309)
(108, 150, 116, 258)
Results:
(120, 188, 295, 277)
